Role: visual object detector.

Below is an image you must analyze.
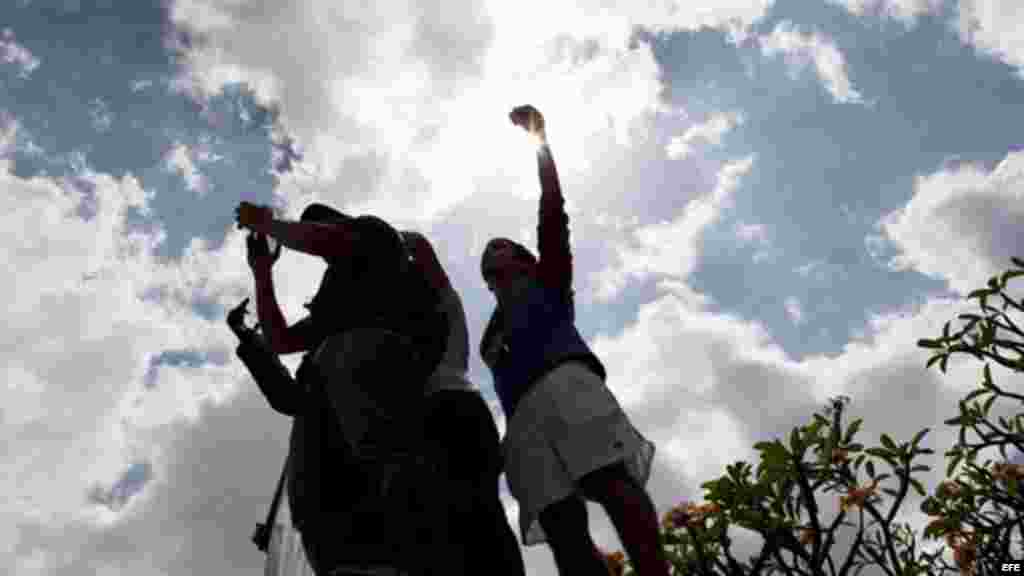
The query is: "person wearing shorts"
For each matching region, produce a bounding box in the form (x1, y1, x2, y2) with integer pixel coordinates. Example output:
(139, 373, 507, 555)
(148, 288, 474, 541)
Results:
(478, 106, 668, 576)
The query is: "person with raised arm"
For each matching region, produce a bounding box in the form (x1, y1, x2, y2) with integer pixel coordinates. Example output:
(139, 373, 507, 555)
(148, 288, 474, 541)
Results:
(235, 203, 448, 576)
(478, 105, 668, 576)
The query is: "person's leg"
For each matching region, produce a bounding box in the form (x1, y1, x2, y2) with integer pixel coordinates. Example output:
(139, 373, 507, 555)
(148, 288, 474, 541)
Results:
(537, 496, 610, 576)
(579, 462, 669, 576)
(424, 391, 524, 575)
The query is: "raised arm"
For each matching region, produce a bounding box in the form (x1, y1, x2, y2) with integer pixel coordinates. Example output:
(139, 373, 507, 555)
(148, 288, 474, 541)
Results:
(535, 144, 573, 291)
(236, 202, 356, 261)
(245, 232, 316, 354)
(509, 105, 573, 291)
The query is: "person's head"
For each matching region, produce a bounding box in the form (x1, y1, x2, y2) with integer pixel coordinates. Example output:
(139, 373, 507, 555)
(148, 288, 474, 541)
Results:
(480, 238, 537, 296)
(300, 202, 353, 262)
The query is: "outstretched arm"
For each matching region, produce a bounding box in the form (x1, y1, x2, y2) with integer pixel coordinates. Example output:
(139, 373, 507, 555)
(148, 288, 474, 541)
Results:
(236, 202, 356, 261)
(509, 105, 573, 292)
(535, 143, 573, 291)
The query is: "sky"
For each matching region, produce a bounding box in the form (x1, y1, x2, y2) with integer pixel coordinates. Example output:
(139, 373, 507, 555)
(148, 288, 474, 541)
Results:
(2, 0, 1023, 574)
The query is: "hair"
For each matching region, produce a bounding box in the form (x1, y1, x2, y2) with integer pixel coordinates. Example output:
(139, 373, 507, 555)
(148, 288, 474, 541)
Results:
(480, 237, 536, 277)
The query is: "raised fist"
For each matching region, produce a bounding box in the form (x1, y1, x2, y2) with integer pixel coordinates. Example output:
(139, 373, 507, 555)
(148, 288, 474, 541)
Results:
(509, 105, 546, 139)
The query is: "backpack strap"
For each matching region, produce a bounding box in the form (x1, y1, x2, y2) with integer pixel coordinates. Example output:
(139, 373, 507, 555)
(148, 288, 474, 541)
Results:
(252, 452, 289, 553)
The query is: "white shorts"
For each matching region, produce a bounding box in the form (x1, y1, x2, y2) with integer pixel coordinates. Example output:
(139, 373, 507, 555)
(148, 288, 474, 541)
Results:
(502, 362, 655, 545)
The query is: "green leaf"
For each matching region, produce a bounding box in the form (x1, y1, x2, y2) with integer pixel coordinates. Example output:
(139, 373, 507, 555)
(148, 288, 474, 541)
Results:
(926, 354, 944, 370)
(789, 428, 801, 453)
(944, 416, 963, 426)
(909, 478, 926, 497)
(1001, 269, 1024, 284)
(943, 320, 951, 340)
(982, 364, 994, 388)
(917, 339, 942, 349)
(911, 465, 930, 472)
(962, 390, 987, 407)
(880, 434, 897, 452)
(866, 460, 876, 478)
(967, 288, 989, 300)
(940, 355, 949, 374)
(983, 394, 997, 416)
(987, 276, 999, 289)
(911, 428, 929, 448)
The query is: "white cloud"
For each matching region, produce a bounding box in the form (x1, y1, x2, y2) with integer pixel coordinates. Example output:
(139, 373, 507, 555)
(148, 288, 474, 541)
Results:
(588, 269, 998, 569)
(879, 150, 1024, 294)
(785, 296, 806, 325)
(162, 140, 222, 196)
(759, 22, 865, 105)
(0, 28, 40, 78)
(591, 282, 816, 507)
(0, 113, 324, 573)
(826, 0, 943, 24)
(164, 143, 206, 194)
(167, 0, 775, 224)
(665, 111, 744, 161)
(955, 0, 1024, 75)
(595, 156, 756, 301)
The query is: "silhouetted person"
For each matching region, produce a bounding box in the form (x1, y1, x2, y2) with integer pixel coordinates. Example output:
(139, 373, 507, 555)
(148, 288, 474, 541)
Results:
(402, 231, 526, 576)
(236, 202, 447, 576)
(478, 106, 668, 576)
(227, 295, 314, 576)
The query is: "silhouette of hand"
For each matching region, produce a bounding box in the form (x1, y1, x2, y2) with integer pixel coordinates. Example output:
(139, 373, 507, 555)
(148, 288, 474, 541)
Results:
(236, 201, 273, 233)
(509, 105, 546, 140)
(227, 297, 251, 337)
(246, 232, 282, 273)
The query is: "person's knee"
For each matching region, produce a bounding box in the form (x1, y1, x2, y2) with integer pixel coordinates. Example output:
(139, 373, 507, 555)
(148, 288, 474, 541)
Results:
(580, 463, 652, 513)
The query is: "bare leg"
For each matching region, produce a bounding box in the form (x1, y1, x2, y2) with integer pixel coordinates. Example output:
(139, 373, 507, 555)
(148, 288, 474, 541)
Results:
(537, 496, 610, 576)
(580, 462, 669, 576)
